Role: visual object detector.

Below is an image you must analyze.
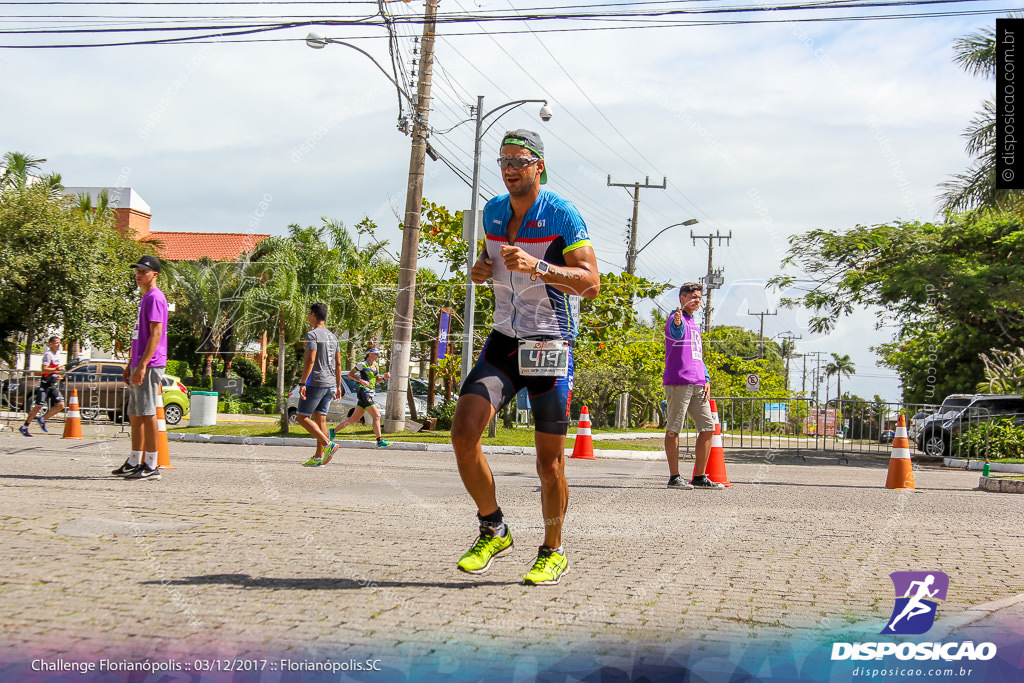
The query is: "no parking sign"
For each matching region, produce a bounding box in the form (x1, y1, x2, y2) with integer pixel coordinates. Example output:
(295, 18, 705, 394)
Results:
(746, 373, 760, 392)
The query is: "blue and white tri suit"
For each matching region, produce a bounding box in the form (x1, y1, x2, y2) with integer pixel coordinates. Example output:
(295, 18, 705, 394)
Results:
(460, 189, 592, 435)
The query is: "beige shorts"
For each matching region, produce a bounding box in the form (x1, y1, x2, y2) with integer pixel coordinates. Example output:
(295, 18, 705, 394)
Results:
(664, 384, 714, 433)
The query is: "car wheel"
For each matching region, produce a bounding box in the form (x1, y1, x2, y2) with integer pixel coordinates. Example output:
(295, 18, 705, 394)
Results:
(80, 408, 99, 420)
(163, 403, 183, 425)
(922, 432, 948, 457)
(288, 408, 297, 425)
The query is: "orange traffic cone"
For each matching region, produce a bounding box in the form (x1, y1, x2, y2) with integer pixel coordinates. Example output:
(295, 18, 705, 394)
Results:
(155, 390, 174, 469)
(570, 406, 595, 460)
(884, 414, 914, 490)
(62, 389, 83, 439)
(695, 399, 733, 486)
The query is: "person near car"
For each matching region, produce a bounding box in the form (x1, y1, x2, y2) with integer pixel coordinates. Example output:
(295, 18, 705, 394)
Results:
(330, 347, 391, 449)
(112, 255, 169, 481)
(296, 302, 343, 467)
(451, 129, 600, 587)
(663, 282, 724, 490)
(20, 336, 66, 437)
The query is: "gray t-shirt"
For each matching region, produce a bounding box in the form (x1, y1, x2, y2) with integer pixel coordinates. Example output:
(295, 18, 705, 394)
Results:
(305, 327, 339, 388)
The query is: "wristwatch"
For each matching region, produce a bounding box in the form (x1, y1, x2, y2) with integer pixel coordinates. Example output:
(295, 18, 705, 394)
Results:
(534, 260, 550, 276)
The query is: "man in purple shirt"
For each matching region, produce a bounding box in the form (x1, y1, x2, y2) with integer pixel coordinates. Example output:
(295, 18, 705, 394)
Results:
(112, 255, 168, 481)
(663, 282, 724, 490)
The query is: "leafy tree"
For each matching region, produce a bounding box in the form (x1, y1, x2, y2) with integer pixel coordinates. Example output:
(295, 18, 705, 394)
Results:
(0, 163, 147, 366)
(771, 211, 1024, 401)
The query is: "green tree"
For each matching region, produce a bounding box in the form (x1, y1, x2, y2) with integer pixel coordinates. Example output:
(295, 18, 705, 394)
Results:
(770, 211, 1024, 401)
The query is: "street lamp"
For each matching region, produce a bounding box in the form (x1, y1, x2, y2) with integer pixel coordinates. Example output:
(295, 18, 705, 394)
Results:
(629, 218, 699, 271)
(459, 95, 552, 385)
(305, 32, 414, 118)
(306, 1, 439, 434)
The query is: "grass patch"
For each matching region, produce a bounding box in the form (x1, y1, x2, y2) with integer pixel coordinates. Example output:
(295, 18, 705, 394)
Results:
(170, 423, 665, 450)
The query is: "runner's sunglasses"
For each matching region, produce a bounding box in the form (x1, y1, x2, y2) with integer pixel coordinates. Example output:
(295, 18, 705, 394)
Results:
(497, 156, 539, 170)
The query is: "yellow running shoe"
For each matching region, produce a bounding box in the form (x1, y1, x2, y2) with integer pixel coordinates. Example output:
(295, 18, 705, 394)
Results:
(457, 525, 513, 574)
(522, 547, 568, 586)
(301, 456, 323, 467)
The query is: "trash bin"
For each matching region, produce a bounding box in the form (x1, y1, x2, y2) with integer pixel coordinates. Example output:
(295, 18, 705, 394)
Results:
(190, 391, 218, 426)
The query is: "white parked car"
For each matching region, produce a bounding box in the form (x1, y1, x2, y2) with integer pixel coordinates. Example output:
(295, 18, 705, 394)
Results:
(285, 375, 428, 426)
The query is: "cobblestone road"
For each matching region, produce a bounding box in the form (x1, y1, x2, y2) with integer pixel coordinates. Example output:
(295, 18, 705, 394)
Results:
(1, 431, 1022, 670)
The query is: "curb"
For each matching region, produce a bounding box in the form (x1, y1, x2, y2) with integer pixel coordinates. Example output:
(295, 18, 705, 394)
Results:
(165, 432, 665, 460)
(977, 476, 1024, 494)
(944, 457, 1024, 473)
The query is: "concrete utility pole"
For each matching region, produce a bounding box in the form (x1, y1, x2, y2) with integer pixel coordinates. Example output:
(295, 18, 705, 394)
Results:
(803, 351, 828, 405)
(746, 310, 778, 358)
(384, 0, 438, 433)
(777, 332, 802, 392)
(607, 175, 667, 277)
(607, 174, 667, 430)
(690, 230, 731, 333)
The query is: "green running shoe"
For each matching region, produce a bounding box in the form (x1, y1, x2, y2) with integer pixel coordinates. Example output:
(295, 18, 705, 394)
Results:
(457, 525, 513, 574)
(328, 428, 336, 441)
(376, 439, 391, 448)
(301, 456, 323, 467)
(522, 547, 568, 586)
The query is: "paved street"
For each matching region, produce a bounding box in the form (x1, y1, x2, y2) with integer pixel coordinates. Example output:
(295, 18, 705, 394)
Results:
(1, 430, 1022, 679)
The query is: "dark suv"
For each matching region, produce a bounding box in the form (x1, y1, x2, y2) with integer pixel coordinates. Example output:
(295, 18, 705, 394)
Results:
(916, 394, 1024, 457)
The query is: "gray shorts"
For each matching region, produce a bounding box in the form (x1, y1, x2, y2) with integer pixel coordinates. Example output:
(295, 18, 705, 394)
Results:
(126, 366, 164, 417)
(664, 384, 714, 433)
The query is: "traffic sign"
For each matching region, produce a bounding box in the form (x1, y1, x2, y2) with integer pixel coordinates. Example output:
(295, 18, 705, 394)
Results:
(746, 373, 760, 392)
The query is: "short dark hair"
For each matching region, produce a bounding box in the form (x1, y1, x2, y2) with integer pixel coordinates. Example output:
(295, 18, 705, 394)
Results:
(48, 336, 60, 344)
(309, 302, 328, 322)
(679, 282, 702, 295)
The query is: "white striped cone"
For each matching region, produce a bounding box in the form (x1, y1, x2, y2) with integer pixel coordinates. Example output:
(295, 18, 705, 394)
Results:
(62, 389, 83, 439)
(155, 386, 174, 469)
(885, 414, 915, 490)
(570, 406, 595, 460)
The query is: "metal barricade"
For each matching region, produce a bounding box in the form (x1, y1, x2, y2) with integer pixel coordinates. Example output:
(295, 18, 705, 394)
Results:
(0, 367, 129, 433)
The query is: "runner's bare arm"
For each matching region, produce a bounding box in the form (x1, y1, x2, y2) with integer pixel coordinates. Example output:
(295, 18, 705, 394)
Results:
(500, 244, 600, 300)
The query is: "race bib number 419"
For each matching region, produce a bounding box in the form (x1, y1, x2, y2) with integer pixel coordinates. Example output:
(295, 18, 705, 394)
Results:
(518, 340, 570, 377)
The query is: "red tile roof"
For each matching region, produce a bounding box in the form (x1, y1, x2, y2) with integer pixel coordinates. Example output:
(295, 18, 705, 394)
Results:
(147, 232, 271, 262)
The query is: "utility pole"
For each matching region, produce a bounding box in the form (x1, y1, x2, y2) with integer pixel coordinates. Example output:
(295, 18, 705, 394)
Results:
(803, 351, 827, 405)
(607, 174, 666, 430)
(778, 332, 802, 392)
(608, 175, 667, 277)
(690, 230, 731, 333)
(384, 0, 438, 433)
(746, 310, 777, 358)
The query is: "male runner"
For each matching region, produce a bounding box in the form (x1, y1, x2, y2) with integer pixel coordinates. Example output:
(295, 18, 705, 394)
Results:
(452, 129, 600, 586)
(20, 336, 65, 436)
(330, 348, 391, 449)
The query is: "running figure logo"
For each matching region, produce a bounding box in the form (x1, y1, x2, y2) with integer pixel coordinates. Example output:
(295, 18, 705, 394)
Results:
(882, 571, 949, 635)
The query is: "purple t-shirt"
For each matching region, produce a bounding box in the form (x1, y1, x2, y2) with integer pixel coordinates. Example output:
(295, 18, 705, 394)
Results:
(130, 286, 168, 368)
(663, 312, 709, 386)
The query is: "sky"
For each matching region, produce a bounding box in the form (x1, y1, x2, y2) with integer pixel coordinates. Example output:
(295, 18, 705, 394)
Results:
(1, 0, 1015, 402)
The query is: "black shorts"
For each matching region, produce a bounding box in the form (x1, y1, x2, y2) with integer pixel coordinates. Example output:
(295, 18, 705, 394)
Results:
(34, 379, 64, 408)
(356, 388, 375, 409)
(459, 331, 574, 436)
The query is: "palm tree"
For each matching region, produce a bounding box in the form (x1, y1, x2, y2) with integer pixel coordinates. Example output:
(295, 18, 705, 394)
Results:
(0, 151, 46, 191)
(939, 20, 1024, 214)
(824, 353, 856, 412)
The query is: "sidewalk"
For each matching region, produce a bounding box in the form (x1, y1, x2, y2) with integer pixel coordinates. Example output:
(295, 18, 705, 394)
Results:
(1, 432, 1022, 680)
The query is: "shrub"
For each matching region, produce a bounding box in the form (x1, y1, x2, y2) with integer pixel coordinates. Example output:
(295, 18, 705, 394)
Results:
(232, 357, 263, 388)
(165, 360, 191, 379)
(242, 385, 277, 405)
(429, 399, 457, 430)
(953, 418, 1024, 459)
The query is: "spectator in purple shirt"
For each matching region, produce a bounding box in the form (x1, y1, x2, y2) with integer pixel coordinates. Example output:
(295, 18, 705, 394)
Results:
(111, 255, 168, 481)
(663, 282, 723, 490)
